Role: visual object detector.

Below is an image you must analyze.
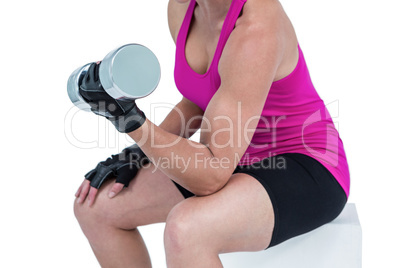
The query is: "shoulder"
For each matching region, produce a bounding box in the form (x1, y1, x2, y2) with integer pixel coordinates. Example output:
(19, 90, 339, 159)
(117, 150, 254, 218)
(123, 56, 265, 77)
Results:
(167, 0, 191, 43)
(219, 0, 298, 80)
(220, 0, 286, 70)
(233, 0, 291, 49)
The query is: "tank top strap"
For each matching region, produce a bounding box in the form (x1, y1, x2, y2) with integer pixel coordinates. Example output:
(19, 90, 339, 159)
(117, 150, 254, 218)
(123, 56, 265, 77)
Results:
(177, 0, 247, 66)
(213, 0, 247, 66)
(176, 0, 197, 50)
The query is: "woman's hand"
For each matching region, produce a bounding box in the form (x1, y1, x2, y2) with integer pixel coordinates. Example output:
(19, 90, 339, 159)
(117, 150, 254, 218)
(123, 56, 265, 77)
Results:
(79, 62, 146, 133)
(75, 179, 103, 207)
(75, 179, 126, 207)
(75, 144, 150, 206)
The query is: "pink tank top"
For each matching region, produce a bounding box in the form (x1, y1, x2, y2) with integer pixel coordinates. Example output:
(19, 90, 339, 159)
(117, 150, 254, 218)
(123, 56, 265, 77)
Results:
(174, 0, 350, 197)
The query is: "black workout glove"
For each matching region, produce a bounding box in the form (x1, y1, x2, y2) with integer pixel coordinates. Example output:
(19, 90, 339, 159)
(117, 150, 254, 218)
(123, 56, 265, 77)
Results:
(85, 144, 150, 189)
(79, 62, 146, 133)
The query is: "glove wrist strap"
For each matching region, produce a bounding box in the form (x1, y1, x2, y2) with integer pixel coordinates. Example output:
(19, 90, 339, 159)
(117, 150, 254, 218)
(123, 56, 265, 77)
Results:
(109, 107, 146, 133)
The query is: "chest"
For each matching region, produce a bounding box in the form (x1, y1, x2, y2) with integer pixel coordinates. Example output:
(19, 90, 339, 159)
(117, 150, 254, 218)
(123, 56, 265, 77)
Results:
(173, 0, 246, 110)
(184, 19, 222, 76)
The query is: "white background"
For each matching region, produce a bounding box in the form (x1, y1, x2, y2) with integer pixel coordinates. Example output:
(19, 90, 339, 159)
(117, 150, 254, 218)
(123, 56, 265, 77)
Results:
(0, 0, 401, 267)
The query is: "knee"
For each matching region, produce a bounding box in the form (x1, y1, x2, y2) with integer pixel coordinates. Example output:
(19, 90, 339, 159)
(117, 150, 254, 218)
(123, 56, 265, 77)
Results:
(164, 201, 201, 254)
(73, 187, 125, 230)
(73, 197, 100, 228)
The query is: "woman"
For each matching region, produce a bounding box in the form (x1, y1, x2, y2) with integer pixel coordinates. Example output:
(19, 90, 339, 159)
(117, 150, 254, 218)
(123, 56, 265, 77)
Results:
(74, 0, 349, 267)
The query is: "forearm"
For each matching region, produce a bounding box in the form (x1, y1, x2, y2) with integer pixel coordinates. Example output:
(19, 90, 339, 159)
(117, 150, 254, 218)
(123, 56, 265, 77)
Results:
(128, 118, 229, 196)
(157, 97, 203, 138)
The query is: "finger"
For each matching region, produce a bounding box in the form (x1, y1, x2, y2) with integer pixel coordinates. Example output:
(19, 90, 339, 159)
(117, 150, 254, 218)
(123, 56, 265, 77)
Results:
(87, 187, 99, 207)
(75, 182, 84, 197)
(108, 182, 125, 199)
(77, 180, 91, 204)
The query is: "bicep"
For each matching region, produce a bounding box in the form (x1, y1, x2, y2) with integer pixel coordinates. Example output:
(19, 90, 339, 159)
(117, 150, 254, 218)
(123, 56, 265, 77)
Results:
(199, 24, 283, 172)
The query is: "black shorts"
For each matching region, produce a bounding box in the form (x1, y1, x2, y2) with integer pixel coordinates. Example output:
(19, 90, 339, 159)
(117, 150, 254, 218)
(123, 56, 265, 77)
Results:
(172, 153, 347, 248)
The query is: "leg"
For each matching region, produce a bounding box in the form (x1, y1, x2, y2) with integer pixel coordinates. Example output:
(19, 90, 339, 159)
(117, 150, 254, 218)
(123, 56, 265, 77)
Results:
(164, 173, 275, 268)
(74, 163, 184, 268)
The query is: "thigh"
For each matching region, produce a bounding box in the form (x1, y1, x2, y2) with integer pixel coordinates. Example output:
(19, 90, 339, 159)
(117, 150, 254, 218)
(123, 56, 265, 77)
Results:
(167, 173, 275, 253)
(166, 153, 347, 253)
(75, 162, 184, 229)
(234, 153, 348, 247)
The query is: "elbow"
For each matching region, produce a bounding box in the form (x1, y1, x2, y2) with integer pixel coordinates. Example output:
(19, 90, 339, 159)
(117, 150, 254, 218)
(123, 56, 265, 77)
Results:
(194, 186, 218, 197)
(192, 174, 229, 197)
(192, 186, 220, 197)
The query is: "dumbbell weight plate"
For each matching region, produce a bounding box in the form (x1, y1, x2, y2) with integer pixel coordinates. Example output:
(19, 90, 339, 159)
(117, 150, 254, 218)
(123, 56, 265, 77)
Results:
(67, 63, 92, 111)
(99, 44, 161, 100)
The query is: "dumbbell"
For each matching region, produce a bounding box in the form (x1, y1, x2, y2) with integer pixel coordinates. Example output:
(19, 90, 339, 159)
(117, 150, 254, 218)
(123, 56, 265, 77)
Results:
(67, 43, 161, 115)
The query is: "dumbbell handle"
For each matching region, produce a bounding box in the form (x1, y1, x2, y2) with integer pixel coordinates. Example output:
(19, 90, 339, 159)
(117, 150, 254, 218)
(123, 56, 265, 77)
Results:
(78, 61, 147, 133)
